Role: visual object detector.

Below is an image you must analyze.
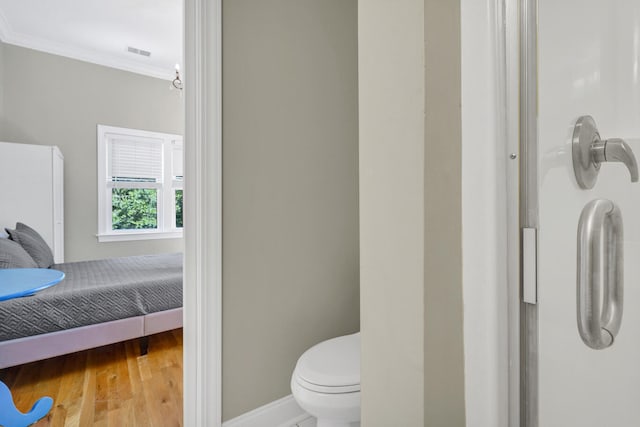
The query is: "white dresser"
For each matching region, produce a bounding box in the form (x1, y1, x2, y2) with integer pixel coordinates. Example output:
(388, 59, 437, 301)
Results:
(0, 141, 64, 263)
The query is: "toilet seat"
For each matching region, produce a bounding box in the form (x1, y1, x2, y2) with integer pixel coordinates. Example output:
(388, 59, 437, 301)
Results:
(293, 332, 360, 395)
(293, 373, 360, 394)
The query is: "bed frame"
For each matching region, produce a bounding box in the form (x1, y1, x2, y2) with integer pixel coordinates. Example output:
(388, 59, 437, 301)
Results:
(0, 307, 182, 369)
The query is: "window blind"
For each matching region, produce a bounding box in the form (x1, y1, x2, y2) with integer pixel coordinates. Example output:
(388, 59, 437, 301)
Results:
(108, 136, 163, 182)
(171, 140, 184, 179)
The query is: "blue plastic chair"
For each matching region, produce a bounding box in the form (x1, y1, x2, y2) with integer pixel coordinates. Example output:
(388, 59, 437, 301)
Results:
(0, 380, 53, 427)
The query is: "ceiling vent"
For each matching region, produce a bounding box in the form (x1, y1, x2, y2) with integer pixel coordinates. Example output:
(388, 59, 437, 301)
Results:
(127, 46, 151, 57)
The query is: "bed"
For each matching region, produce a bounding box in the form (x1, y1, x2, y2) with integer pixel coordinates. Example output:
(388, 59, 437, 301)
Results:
(0, 253, 183, 368)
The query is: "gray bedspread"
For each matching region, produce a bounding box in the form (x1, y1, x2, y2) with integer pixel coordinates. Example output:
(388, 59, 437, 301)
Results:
(0, 253, 182, 341)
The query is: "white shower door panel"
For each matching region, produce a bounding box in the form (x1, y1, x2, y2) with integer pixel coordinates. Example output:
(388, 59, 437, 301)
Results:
(538, 1, 640, 426)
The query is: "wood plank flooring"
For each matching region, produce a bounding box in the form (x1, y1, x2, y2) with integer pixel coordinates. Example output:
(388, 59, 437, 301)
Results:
(0, 329, 183, 426)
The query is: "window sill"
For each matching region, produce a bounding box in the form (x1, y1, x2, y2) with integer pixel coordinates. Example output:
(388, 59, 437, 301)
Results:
(97, 230, 183, 243)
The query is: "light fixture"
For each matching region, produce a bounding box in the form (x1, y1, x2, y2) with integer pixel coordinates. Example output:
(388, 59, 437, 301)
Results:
(171, 64, 183, 91)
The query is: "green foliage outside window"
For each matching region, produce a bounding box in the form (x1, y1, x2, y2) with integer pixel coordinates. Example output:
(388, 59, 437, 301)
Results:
(112, 188, 158, 230)
(175, 189, 183, 228)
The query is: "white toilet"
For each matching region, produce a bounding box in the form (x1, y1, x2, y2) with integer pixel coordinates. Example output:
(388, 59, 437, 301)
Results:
(291, 332, 361, 427)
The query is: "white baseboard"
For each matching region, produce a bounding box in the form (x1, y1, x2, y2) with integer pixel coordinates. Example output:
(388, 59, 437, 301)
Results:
(222, 394, 314, 427)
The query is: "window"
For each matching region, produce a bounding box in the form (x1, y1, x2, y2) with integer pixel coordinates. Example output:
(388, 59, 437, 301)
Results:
(97, 125, 183, 242)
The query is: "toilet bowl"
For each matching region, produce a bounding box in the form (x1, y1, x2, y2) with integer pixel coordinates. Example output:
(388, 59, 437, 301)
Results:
(291, 332, 360, 427)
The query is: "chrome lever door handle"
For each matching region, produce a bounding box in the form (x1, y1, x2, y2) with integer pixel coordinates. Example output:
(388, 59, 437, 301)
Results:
(572, 116, 640, 189)
(591, 138, 639, 182)
(577, 199, 624, 350)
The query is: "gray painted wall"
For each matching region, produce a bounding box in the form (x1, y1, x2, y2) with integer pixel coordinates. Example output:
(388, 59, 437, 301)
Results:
(359, 0, 426, 424)
(0, 42, 4, 126)
(0, 42, 183, 261)
(222, 0, 359, 420)
(424, 0, 466, 425)
(359, 0, 466, 425)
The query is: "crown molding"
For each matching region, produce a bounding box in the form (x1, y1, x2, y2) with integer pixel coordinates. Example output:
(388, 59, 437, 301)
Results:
(0, 15, 172, 81)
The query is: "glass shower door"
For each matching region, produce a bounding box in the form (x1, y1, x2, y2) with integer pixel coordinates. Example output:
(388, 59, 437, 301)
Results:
(537, 0, 640, 425)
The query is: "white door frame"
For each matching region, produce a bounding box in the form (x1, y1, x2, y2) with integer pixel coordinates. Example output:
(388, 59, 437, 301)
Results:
(460, 0, 521, 425)
(179, 1, 532, 425)
(183, 0, 223, 425)
(515, 0, 539, 426)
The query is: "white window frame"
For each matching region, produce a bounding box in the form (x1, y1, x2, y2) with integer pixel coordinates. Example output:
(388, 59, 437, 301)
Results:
(97, 125, 183, 242)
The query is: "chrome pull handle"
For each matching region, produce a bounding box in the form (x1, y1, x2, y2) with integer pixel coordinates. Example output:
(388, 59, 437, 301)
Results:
(572, 116, 640, 189)
(577, 199, 624, 350)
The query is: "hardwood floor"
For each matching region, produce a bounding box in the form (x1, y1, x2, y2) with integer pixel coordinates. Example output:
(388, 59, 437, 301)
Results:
(0, 329, 183, 426)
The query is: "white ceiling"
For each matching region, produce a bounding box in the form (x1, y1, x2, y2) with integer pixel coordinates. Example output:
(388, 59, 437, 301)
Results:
(0, 0, 182, 80)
